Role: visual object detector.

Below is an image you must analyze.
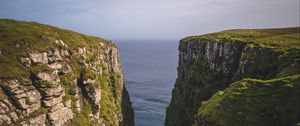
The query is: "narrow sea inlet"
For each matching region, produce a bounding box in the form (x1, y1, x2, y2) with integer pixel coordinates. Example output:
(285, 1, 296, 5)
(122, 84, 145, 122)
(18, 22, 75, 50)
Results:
(116, 40, 178, 126)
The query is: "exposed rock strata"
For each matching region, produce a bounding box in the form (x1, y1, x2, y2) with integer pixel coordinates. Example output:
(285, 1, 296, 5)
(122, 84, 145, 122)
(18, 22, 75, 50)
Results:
(0, 19, 133, 126)
(165, 28, 300, 126)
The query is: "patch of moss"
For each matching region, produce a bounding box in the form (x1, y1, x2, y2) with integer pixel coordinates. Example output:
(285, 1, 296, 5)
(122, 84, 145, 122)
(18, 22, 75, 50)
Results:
(33, 107, 48, 115)
(110, 72, 122, 98)
(32, 79, 52, 88)
(194, 74, 300, 126)
(25, 98, 31, 105)
(0, 55, 28, 79)
(30, 64, 53, 74)
(82, 68, 96, 80)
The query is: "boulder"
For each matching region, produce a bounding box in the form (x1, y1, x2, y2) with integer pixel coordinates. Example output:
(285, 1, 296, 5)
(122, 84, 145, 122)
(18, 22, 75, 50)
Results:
(55, 40, 68, 48)
(48, 48, 63, 62)
(20, 57, 31, 67)
(48, 63, 62, 70)
(48, 107, 73, 126)
(29, 52, 48, 64)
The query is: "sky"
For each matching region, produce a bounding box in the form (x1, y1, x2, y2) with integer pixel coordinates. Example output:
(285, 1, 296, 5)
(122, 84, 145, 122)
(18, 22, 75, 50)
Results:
(0, 0, 299, 40)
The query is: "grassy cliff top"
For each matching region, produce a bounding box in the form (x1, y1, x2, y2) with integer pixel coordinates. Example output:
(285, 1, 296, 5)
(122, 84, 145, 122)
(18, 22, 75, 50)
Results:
(0, 19, 113, 79)
(195, 74, 300, 126)
(183, 27, 300, 51)
(0, 19, 114, 51)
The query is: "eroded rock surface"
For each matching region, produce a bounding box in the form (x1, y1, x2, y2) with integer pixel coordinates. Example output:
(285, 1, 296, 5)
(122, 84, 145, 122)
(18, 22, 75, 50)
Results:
(0, 19, 133, 126)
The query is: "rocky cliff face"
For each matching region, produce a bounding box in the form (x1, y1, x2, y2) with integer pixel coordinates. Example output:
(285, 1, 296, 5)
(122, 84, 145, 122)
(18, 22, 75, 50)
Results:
(165, 28, 300, 126)
(0, 19, 134, 126)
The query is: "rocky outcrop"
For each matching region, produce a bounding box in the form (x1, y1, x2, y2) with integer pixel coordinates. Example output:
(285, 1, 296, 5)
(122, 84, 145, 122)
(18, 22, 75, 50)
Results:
(0, 19, 133, 126)
(165, 28, 300, 126)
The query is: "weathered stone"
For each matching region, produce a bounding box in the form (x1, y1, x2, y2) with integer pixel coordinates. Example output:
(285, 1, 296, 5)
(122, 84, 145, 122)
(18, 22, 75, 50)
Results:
(84, 84, 101, 105)
(20, 114, 46, 126)
(0, 89, 17, 125)
(48, 48, 63, 62)
(29, 52, 48, 64)
(0, 79, 41, 117)
(35, 71, 60, 85)
(36, 72, 52, 82)
(28, 114, 46, 126)
(48, 107, 73, 126)
(0, 114, 12, 125)
(55, 40, 68, 48)
(48, 63, 62, 70)
(50, 103, 64, 112)
(64, 100, 72, 108)
(43, 85, 64, 97)
(61, 65, 72, 74)
(20, 57, 31, 67)
(60, 50, 70, 57)
(43, 96, 62, 107)
(75, 100, 81, 112)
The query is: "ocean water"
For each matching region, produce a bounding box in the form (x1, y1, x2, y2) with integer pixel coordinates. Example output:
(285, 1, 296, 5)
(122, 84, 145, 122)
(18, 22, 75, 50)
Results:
(116, 40, 178, 126)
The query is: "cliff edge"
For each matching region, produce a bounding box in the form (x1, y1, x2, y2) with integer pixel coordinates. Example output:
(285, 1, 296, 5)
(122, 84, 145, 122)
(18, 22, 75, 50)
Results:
(165, 27, 300, 126)
(0, 19, 134, 126)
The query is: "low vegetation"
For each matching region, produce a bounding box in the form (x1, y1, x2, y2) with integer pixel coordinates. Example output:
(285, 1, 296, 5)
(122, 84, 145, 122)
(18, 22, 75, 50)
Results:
(0, 19, 112, 79)
(195, 74, 300, 126)
(183, 27, 300, 51)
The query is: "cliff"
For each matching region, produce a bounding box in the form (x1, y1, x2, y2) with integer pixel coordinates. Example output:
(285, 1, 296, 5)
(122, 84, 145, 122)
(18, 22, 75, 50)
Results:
(0, 19, 134, 126)
(165, 27, 300, 126)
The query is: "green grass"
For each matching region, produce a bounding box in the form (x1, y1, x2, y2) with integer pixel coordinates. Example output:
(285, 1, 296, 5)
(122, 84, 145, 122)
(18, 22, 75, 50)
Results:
(0, 19, 114, 79)
(67, 100, 95, 126)
(195, 74, 300, 126)
(183, 27, 300, 51)
(82, 68, 97, 80)
(0, 19, 112, 51)
(98, 74, 121, 125)
(0, 55, 28, 79)
(30, 64, 53, 74)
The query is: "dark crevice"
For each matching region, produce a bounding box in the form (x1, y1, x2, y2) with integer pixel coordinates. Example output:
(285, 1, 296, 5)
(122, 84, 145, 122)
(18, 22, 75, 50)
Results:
(29, 72, 47, 100)
(228, 43, 247, 82)
(29, 72, 52, 125)
(77, 72, 99, 115)
(0, 86, 23, 111)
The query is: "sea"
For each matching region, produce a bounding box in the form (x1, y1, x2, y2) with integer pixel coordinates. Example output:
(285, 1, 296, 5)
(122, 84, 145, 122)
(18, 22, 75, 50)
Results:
(116, 39, 179, 126)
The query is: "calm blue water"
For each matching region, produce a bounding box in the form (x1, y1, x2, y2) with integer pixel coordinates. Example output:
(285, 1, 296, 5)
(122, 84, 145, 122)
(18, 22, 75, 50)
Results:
(116, 40, 178, 126)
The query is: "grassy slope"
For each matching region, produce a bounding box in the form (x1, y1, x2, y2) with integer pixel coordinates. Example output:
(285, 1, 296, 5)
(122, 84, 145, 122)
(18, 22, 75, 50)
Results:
(195, 74, 300, 126)
(0, 19, 113, 79)
(183, 27, 300, 51)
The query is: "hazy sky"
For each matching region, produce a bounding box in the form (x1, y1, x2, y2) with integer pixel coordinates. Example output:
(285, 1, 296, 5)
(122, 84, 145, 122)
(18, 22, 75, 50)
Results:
(0, 0, 299, 40)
